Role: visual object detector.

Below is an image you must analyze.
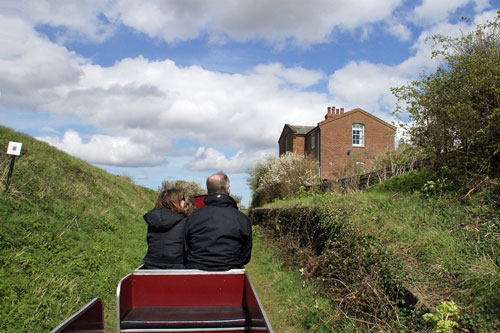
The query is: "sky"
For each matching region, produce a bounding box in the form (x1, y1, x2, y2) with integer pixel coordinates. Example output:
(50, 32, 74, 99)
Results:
(1, 1, 498, 207)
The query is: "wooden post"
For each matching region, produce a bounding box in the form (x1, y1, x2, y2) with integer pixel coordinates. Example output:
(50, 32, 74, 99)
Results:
(5, 141, 22, 192)
(5, 155, 16, 192)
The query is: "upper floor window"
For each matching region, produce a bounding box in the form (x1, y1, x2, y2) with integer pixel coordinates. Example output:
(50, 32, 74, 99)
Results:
(284, 135, 288, 152)
(352, 124, 365, 146)
(310, 131, 316, 150)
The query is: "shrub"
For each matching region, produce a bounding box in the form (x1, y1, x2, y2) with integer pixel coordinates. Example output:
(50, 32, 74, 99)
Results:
(392, 12, 500, 192)
(159, 179, 205, 201)
(248, 152, 320, 207)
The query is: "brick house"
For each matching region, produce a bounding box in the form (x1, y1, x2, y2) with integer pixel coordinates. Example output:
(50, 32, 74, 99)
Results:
(278, 106, 396, 180)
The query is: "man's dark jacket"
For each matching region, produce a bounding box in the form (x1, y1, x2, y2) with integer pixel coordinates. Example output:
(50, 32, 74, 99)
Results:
(143, 208, 187, 269)
(184, 194, 252, 271)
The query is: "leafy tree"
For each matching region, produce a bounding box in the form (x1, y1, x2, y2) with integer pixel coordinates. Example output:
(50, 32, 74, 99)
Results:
(392, 12, 500, 191)
(248, 152, 320, 207)
(159, 179, 205, 201)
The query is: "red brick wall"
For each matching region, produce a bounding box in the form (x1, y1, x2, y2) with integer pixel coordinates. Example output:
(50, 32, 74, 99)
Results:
(278, 126, 295, 155)
(293, 136, 306, 155)
(304, 130, 319, 159)
(318, 110, 395, 180)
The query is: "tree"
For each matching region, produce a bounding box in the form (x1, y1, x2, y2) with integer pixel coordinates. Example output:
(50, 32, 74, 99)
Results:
(392, 12, 500, 190)
(247, 152, 320, 207)
(159, 179, 205, 201)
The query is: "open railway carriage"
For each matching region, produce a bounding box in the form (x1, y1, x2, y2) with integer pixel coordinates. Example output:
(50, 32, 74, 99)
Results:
(118, 268, 272, 332)
(52, 196, 271, 332)
(52, 268, 273, 332)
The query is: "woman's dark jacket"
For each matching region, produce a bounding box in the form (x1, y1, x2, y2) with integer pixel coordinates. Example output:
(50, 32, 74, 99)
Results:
(184, 194, 252, 271)
(143, 208, 187, 269)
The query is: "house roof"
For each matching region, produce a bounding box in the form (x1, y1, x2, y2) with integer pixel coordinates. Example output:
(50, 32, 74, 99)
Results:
(319, 108, 396, 130)
(287, 124, 316, 135)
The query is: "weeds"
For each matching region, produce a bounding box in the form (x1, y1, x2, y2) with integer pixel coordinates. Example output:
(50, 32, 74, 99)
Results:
(250, 169, 500, 331)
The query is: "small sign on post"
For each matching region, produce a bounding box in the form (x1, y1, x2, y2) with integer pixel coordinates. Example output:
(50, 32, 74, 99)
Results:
(5, 141, 23, 191)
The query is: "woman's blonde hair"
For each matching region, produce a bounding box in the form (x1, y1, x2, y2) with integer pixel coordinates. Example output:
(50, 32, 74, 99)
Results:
(155, 189, 188, 215)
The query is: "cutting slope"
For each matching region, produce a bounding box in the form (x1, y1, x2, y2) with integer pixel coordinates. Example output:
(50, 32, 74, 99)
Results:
(0, 125, 157, 331)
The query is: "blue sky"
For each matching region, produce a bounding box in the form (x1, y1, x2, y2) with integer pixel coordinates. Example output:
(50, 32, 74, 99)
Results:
(1, 1, 498, 207)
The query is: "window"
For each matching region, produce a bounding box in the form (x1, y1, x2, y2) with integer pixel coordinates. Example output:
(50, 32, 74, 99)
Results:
(284, 135, 288, 152)
(310, 131, 315, 150)
(352, 124, 364, 146)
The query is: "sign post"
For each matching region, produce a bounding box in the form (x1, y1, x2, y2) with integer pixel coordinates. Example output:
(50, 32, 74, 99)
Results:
(5, 141, 22, 192)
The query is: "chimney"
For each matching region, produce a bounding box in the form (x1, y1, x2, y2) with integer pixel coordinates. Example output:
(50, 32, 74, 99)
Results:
(325, 106, 346, 119)
(326, 106, 335, 119)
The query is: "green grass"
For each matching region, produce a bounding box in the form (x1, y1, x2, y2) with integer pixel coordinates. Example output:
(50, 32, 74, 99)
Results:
(246, 227, 358, 332)
(259, 170, 500, 330)
(0, 126, 157, 331)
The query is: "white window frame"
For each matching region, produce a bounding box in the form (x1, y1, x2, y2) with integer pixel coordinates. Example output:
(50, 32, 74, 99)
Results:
(352, 124, 365, 147)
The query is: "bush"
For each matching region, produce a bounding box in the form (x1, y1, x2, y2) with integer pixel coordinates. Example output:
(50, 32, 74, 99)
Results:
(368, 169, 436, 193)
(159, 179, 205, 201)
(248, 152, 320, 207)
(392, 12, 500, 192)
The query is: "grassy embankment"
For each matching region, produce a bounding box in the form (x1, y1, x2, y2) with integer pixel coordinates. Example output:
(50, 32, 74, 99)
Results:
(254, 170, 499, 331)
(0, 125, 157, 331)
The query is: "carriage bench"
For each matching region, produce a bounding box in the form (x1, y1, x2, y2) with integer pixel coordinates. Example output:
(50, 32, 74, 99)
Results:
(117, 269, 272, 332)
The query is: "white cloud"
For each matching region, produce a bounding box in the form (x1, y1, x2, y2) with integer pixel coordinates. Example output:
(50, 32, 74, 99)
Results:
(7, 0, 405, 46)
(253, 63, 325, 88)
(386, 23, 412, 41)
(3, 1, 498, 172)
(186, 147, 274, 173)
(44, 56, 328, 158)
(3, 0, 115, 42)
(40, 127, 59, 134)
(412, 0, 471, 25)
(0, 16, 328, 168)
(327, 61, 410, 121)
(38, 130, 165, 167)
(326, 11, 493, 121)
(0, 14, 85, 110)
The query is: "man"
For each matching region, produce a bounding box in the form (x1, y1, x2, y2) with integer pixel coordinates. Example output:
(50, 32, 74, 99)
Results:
(184, 172, 252, 270)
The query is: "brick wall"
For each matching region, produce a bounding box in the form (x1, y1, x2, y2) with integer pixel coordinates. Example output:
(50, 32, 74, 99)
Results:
(278, 126, 295, 155)
(293, 136, 306, 155)
(319, 108, 395, 180)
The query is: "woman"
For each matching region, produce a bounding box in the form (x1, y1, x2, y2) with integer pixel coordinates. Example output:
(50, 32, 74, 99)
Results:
(143, 189, 189, 269)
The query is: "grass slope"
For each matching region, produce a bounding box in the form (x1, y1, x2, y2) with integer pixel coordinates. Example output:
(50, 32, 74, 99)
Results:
(263, 170, 499, 331)
(0, 126, 157, 331)
(246, 227, 358, 332)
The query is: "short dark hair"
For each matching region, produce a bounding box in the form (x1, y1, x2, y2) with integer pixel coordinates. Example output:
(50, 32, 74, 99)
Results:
(206, 172, 230, 194)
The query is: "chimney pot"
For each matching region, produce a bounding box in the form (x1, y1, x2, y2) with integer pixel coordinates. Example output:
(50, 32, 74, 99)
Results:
(341, 108, 344, 114)
(327, 106, 331, 114)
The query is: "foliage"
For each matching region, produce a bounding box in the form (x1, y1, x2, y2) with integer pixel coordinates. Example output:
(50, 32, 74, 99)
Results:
(246, 227, 352, 332)
(160, 179, 205, 202)
(392, 12, 500, 191)
(423, 301, 460, 333)
(369, 143, 429, 179)
(251, 170, 500, 331)
(368, 168, 436, 193)
(0, 125, 157, 331)
(248, 152, 320, 207)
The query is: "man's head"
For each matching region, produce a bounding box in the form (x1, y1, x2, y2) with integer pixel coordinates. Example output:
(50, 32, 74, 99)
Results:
(206, 171, 230, 195)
